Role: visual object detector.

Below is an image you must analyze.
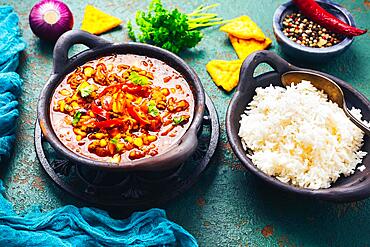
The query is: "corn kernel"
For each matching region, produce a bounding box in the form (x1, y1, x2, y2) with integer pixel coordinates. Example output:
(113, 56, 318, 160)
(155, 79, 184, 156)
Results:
(100, 139, 107, 147)
(133, 138, 143, 147)
(147, 135, 157, 142)
(71, 102, 79, 109)
(59, 100, 65, 112)
(72, 94, 79, 101)
(95, 133, 105, 139)
(60, 89, 71, 96)
(125, 136, 133, 143)
(84, 67, 95, 77)
(116, 143, 124, 151)
(76, 135, 82, 141)
(161, 88, 170, 96)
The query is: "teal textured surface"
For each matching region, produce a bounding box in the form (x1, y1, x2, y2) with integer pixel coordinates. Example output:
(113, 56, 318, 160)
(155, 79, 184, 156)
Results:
(1, 0, 369, 246)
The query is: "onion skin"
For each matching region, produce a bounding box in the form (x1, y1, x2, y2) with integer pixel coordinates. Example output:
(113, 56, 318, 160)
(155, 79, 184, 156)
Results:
(29, 0, 74, 42)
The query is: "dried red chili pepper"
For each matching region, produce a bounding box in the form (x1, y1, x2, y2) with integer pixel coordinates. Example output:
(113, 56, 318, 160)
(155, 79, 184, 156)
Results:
(293, 0, 367, 37)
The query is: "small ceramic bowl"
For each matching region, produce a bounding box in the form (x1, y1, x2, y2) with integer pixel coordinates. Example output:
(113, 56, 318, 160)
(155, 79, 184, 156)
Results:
(226, 50, 370, 202)
(273, 0, 356, 62)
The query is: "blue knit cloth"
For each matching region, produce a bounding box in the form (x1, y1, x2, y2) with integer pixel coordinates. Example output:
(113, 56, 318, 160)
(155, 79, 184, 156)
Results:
(0, 6, 26, 160)
(0, 6, 198, 246)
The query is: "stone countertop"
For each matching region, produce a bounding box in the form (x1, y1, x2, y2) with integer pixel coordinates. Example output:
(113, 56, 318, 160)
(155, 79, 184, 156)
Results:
(1, 0, 369, 246)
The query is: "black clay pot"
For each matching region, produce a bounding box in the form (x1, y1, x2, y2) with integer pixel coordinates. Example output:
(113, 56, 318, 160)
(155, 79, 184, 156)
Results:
(38, 30, 205, 171)
(226, 50, 370, 202)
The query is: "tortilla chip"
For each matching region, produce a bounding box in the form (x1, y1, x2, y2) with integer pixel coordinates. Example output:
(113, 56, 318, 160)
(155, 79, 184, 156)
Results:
(206, 60, 242, 92)
(220, 16, 266, 41)
(229, 35, 272, 60)
(81, 5, 122, 35)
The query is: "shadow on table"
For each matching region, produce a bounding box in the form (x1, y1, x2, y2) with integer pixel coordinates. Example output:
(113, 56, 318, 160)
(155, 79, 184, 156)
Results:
(245, 172, 368, 246)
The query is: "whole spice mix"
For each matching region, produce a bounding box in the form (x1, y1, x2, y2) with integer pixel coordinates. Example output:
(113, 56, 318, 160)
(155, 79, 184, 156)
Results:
(282, 13, 344, 48)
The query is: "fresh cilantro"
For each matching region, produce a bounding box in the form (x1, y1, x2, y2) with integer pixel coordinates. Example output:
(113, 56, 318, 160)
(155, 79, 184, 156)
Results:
(110, 137, 119, 144)
(129, 72, 149, 85)
(72, 111, 82, 126)
(127, 21, 136, 41)
(77, 82, 94, 97)
(148, 101, 159, 117)
(127, 0, 227, 54)
(173, 116, 184, 125)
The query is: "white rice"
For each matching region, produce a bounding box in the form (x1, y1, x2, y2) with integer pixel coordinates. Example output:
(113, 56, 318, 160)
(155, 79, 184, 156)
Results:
(238, 81, 368, 189)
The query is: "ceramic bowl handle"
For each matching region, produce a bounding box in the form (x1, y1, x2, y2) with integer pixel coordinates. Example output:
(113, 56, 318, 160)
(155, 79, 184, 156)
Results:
(52, 30, 112, 74)
(238, 50, 294, 93)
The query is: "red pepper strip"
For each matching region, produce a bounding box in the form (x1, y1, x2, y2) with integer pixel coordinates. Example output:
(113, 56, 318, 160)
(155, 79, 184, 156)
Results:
(127, 105, 151, 126)
(98, 83, 145, 98)
(293, 0, 367, 37)
(94, 119, 125, 129)
(98, 84, 124, 98)
(91, 102, 110, 119)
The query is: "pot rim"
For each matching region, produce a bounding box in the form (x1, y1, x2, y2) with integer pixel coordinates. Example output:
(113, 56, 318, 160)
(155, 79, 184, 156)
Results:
(38, 30, 205, 172)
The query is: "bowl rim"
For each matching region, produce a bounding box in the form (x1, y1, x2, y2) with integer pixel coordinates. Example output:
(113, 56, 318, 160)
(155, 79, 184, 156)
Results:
(272, 0, 355, 54)
(37, 30, 205, 172)
(226, 50, 370, 202)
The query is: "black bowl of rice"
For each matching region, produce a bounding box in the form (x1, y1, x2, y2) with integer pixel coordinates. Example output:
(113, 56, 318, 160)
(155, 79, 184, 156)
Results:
(226, 50, 370, 202)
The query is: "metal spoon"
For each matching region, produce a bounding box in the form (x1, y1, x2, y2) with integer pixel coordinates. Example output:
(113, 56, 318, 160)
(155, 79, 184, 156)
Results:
(281, 71, 370, 135)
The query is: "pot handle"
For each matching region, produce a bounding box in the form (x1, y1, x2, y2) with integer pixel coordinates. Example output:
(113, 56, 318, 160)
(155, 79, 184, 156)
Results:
(52, 30, 113, 75)
(238, 50, 294, 93)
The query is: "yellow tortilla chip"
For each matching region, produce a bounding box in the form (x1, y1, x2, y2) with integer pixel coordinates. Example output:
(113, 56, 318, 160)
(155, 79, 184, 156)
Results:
(206, 60, 242, 92)
(229, 35, 272, 60)
(81, 5, 122, 35)
(220, 16, 266, 41)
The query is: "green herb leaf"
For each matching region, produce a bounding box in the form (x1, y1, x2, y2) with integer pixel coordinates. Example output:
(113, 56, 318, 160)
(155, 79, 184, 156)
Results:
(148, 100, 159, 117)
(72, 111, 82, 126)
(127, 20, 136, 41)
(128, 72, 149, 85)
(110, 137, 119, 144)
(127, 0, 207, 54)
(77, 81, 94, 97)
(173, 116, 184, 125)
(80, 85, 94, 97)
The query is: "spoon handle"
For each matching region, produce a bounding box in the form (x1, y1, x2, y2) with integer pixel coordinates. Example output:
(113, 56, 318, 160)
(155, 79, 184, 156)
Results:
(343, 103, 370, 136)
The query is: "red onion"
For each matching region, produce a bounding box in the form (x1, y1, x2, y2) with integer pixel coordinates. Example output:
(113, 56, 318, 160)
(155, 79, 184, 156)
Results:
(29, 0, 74, 42)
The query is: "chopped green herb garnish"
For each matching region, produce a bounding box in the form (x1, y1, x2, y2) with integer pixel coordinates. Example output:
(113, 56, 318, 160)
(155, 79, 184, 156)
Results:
(72, 111, 82, 126)
(77, 81, 94, 97)
(173, 116, 184, 125)
(110, 137, 119, 144)
(129, 71, 149, 85)
(148, 100, 159, 117)
(127, 0, 228, 54)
